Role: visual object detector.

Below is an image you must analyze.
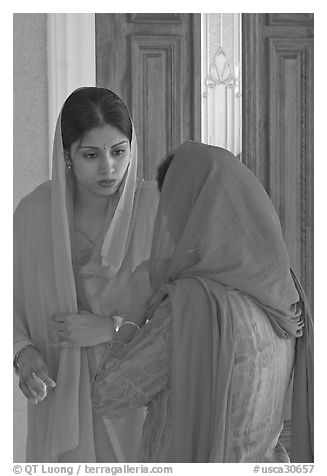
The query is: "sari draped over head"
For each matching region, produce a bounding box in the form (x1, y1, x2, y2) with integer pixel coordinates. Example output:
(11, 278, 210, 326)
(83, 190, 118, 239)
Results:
(45, 88, 155, 460)
(146, 141, 313, 462)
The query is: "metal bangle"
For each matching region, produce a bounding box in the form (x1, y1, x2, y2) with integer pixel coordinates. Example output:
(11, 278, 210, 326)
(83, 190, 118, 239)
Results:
(119, 321, 140, 330)
(13, 344, 37, 371)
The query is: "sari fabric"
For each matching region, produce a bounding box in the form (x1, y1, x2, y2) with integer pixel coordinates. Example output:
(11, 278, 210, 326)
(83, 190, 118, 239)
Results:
(13, 89, 159, 462)
(145, 141, 313, 461)
(92, 284, 295, 462)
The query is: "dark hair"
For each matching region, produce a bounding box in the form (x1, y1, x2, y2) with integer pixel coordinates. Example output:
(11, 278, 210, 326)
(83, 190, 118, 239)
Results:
(156, 151, 175, 192)
(61, 87, 132, 151)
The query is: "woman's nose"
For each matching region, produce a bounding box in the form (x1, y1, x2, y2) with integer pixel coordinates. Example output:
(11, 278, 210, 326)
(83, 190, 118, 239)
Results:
(99, 153, 115, 174)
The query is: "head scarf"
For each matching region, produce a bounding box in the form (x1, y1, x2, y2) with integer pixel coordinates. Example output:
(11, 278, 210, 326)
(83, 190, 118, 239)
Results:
(147, 140, 313, 461)
(47, 87, 139, 459)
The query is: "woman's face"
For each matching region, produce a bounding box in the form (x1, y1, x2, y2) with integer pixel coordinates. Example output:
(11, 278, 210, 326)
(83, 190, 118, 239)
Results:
(70, 124, 131, 197)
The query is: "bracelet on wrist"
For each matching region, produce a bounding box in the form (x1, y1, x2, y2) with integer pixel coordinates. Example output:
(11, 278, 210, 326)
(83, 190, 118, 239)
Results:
(13, 344, 37, 372)
(119, 321, 140, 331)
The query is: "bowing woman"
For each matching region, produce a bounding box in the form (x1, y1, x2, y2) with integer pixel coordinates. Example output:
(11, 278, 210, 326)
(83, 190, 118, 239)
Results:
(13, 87, 159, 462)
(92, 141, 313, 463)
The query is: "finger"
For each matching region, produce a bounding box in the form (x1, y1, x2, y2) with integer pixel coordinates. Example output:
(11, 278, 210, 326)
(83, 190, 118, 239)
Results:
(20, 365, 48, 398)
(53, 329, 70, 340)
(19, 377, 43, 401)
(51, 314, 63, 322)
(51, 313, 71, 323)
(36, 370, 56, 388)
(56, 328, 71, 338)
(51, 333, 69, 345)
(19, 379, 35, 400)
(52, 322, 67, 331)
(28, 372, 47, 398)
(31, 374, 47, 400)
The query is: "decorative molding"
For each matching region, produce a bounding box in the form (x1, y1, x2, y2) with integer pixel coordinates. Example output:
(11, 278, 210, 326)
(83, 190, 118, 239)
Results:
(131, 35, 182, 178)
(47, 13, 96, 171)
(129, 13, 181, 24)
(268, 37, 313, 305)
(202, 13, 242, 155)
(242, 14, 263, 181)
(192, 14, 202, 142)
(267, 13, 314, 27)
(205, 47, 238, 88)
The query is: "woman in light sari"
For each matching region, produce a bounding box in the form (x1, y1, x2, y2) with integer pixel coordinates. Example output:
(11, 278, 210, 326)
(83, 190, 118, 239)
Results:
(92, 141, 313, 463)
(13, 87, 159, 462)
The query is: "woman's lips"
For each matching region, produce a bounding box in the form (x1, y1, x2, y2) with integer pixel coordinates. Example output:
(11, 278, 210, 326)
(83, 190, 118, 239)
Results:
(97, 179, 117, 187)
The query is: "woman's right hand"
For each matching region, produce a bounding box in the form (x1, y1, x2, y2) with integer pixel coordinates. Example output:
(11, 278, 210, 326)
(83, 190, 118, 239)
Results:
(17, 347, 56, 404)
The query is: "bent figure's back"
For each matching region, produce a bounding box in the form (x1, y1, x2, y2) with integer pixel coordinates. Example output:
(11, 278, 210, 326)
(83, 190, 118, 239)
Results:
(92, 285, 294, 462)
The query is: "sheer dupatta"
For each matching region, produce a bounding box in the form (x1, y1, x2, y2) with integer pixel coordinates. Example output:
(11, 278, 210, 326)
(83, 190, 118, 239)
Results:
(146, 141, 313, 461)
(46, 88, 138, 460)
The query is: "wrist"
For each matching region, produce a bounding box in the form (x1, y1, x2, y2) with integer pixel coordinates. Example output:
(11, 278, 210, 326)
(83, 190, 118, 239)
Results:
(119, 321, 140, 332)
(102, 316, 116, 342)
(13, 344, 38, 372)
(116, 322, 139, 344)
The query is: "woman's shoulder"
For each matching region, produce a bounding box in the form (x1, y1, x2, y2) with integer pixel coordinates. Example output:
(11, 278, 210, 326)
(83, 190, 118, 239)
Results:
(14, 181, 51, 222)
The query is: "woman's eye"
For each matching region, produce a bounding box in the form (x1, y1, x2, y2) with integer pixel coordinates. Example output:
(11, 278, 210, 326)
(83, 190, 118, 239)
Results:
(112, 149, 125, 157)
(83, 153, 97, 159)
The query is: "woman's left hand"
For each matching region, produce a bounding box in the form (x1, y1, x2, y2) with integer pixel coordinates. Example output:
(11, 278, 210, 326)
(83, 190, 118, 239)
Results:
(51, 311, 116, 348)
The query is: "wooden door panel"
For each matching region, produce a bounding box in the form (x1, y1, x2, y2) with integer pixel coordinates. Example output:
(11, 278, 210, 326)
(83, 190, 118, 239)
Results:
(242, 13, 314, 452)
(242, 13, 314, 311)
(268, 37, 314, 306)
(96, 13, 201, 179)
(268, 13, 314, 26)
(131, 35, 182, 178)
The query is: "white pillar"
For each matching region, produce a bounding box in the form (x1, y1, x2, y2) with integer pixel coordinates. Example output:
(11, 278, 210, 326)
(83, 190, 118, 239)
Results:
(47, 13, 96, 173)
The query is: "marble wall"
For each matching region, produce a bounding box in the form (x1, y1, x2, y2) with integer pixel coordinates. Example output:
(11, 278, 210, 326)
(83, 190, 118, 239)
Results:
(13, 13, 49, 210)
(13, 13, 49, 461)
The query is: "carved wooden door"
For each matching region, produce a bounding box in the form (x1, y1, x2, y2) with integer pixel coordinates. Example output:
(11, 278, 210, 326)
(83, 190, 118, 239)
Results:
(242, 13, 314, 452)
(242, 13, 314, 312)
(96, 13, 201, 180)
